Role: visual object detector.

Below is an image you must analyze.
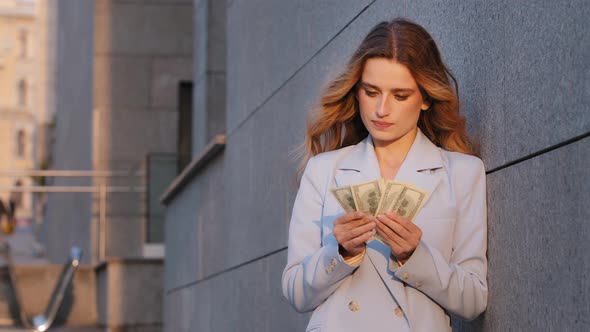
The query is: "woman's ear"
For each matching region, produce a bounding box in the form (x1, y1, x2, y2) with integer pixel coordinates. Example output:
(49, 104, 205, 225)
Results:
(420, 97, 432, 111)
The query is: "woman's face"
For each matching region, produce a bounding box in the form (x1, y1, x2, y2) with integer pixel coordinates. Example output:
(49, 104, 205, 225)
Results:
(357, 57, 429, 148)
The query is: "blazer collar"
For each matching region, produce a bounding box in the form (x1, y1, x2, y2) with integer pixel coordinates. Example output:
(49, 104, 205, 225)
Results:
(334, 129, 444, 188)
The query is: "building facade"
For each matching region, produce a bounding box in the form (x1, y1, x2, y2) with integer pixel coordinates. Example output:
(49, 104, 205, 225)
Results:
(0, 0, 46, 224)
(162, 1, 589, 331)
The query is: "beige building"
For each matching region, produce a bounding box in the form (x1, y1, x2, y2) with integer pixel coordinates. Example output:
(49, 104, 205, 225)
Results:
(0, 0, 44, 222)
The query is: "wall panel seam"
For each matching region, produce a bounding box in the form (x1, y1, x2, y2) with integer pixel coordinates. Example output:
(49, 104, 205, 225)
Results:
(227, 0, 377, 138)
(165, 246, 287, 294)
(486, 131, 590, 175)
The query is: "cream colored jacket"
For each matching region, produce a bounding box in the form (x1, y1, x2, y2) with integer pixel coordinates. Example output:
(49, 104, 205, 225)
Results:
(282, 130, 488, 331)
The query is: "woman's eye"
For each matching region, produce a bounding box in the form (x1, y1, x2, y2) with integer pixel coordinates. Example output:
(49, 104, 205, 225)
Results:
(395, 95, 409, 101)
(364, 89, 378, 97)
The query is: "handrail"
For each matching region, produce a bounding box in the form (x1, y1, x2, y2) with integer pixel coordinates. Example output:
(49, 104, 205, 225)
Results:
(0, 169, 145, 263)
(0, 170, 145, 177)
(27, 247, 82, 332)
(5, 247, 83, 332)
(0, 186, 145, 193)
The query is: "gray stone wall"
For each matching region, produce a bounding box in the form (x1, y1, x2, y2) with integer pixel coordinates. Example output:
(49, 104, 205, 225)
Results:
(43, 0, 95, 264)
(164, 1, 589, 331)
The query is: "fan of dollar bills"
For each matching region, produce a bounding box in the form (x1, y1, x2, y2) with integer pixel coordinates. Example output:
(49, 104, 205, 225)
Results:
(331, 179, 428, 243)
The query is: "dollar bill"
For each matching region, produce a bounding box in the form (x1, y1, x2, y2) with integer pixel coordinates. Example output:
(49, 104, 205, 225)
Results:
(375, 181, 405, 216)
(350, 180, 382, 216)
(391, 186, 428, 221)
(331, 179, 428, 243)
(330, 186, 357, 212)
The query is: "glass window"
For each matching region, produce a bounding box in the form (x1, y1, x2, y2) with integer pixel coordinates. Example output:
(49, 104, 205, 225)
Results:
(16, 129, 26, 158)
(18, 79, 27, 107)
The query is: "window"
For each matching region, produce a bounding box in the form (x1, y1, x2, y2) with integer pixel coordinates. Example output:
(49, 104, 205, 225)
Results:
(19, 29, 28, 59)
(17, 79, 27, 107)
(16, 130, 26, 158)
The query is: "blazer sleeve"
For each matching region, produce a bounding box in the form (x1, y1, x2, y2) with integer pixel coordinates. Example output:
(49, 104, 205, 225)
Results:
(390, 157, 488, 320)
(282, 156, 357, 313)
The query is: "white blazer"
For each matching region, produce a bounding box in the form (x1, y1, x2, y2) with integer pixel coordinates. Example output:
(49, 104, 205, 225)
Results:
(282, 130, 488, 332)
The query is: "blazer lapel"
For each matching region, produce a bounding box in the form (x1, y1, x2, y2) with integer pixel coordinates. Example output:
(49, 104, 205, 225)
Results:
(393, 129, 444, 207)
(334, 136, 381, 188)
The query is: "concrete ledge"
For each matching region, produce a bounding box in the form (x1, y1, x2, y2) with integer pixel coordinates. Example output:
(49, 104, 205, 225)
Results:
(160, 134, 225, 205)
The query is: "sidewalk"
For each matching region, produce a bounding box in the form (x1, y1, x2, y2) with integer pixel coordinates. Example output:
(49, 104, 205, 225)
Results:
(0, 225, 49, 266)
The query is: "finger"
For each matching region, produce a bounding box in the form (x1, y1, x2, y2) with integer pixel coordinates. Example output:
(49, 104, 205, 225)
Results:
(343, 220, 376, 241)
(334, 211, 365, 225)
(385, 211, 418, 232)
(336, 215, 374, 232)
(333, 216, 373, 243)
(377, 214, 411, 239)
(343, 231, 373, 249)
(375, 218, 408, 247)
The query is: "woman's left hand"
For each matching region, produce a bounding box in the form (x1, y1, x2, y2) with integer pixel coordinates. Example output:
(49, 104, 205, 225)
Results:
(375, 212, 423, 264)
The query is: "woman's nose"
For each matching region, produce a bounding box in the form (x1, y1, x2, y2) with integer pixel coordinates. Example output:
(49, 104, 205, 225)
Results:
(375, 97, 390, 117)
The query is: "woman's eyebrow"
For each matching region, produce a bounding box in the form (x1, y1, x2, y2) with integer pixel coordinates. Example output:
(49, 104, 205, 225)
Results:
(359, 81, 414, 93)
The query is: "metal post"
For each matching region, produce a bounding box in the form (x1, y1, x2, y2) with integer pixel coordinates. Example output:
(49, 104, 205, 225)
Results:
(99, 184, 107, 262)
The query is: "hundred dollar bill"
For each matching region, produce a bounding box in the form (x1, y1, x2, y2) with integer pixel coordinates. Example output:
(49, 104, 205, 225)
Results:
(351, 180, 382, 216)
(330, 186, 357, 212)
(375, 181, 406, 216)
(370, 181, 404, 243)
(391, 186, 428, 221)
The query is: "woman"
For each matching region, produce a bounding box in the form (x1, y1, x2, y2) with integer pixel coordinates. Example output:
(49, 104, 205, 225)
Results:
(282, 18, 487, 331)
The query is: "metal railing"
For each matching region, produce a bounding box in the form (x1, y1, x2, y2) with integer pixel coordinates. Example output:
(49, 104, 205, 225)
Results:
(0, 169, 145, 263)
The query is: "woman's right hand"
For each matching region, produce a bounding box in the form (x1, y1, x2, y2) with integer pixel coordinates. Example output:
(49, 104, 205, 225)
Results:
(332, 211, 376, 259)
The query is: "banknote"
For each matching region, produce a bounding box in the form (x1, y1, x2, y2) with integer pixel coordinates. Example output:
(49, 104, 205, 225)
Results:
(331, 179, 427, 244)
(330, 186, 357, 212)
(350, 180, 382, 216)
(391, 186, 427, 221)
(375, 181, 405, 216)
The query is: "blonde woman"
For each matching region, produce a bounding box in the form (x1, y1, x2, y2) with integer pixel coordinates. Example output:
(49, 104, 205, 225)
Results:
(282, 18, 487, 331)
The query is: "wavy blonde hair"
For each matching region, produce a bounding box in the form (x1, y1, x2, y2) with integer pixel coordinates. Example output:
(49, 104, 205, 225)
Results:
(298, 18, 476, 178)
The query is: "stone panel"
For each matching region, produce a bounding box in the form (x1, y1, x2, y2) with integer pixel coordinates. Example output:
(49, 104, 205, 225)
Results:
(95, 1, 192, 56)
(94, 109, 177, 162)
(94, 56, 151, 109)
(164, 153, 228, 290)
(163, 179, 200, 290)
(191, 75, 208, 154)
(223, 2, 382, 266)
(477, 137, 589, 331)
(44, 0, 95, 264)
(105, 217, 144, 258)
(100, 261, 164, 326)
(167, 250, 308, 332)
(364, 0, 590, 170)
(150, 57, 192, 108)
(226, 0, 374, 132)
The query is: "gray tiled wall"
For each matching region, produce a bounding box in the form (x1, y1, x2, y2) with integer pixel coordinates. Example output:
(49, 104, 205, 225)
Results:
(164, 0, 589, 331)
(43, 0, 95, 264)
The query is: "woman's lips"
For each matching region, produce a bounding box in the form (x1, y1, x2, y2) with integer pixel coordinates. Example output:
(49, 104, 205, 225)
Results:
(372, 120, 393, 129)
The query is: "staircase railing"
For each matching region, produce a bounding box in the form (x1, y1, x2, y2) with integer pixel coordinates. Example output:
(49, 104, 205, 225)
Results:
(0, 169, 145, 263)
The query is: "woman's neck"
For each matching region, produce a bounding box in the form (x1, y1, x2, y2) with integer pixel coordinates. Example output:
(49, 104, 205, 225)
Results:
(373, 128, 418, 180)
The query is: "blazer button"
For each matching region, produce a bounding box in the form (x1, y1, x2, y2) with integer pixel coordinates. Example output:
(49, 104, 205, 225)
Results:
(394, 306, 404, 317)
(402, 273, 410, 280)
(415, 281, 423, 287)
(348, 300, 360, 312)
